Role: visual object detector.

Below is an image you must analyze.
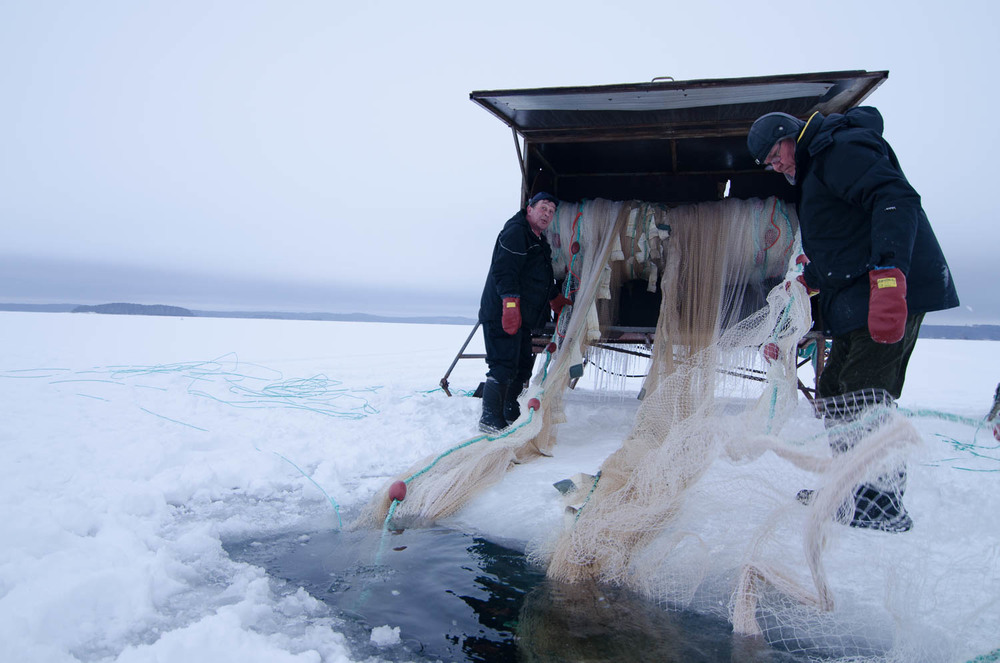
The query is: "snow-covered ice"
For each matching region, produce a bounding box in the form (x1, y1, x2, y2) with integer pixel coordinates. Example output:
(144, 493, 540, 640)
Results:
(369, 625, 400, 648)
(1, 311, 998, 662)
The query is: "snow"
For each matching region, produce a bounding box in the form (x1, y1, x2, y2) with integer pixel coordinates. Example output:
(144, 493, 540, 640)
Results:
(369, 626, 400, 648)
(1, 311, 998, 662)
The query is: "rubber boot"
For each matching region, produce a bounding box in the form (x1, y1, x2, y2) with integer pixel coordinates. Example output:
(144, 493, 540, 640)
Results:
(812, 388, 912, 532)
(503, 381, 524, 426)
(478, 377, 508, 434)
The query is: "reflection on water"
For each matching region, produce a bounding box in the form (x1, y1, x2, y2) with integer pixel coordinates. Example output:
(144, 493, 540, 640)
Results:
(225, 527, 808, 662)
(519, 580, 803, 663)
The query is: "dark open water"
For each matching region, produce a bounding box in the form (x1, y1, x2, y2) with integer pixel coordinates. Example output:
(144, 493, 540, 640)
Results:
(225, 526, 810, 662)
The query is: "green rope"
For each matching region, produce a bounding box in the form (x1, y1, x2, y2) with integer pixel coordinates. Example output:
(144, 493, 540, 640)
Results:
(899, 407, 994, 429)
(572, 471, 602, 523)
(353, 500, 401, 611)
(408, 407, 539, 486)
(138, 407, 208, 432)
(269, 451, 343, 529)
(778, 405, 998, 454)
(967, 647, 1000, 663)
(405, 434, 489, 485)
(381, 434, 491, 531)
(20, 354, 383, 421)
(382, 498, 400, 531)
(541, 343, 555, 381)
(568, 201, 585, 290)
(383, 405, 545, 530)
(766, 384, 779, 435)
(0, 367, 70, 378)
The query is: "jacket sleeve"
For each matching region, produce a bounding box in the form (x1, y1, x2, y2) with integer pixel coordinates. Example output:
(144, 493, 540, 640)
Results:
(492, 225, 528, 299)
(821, 135, 921, 274)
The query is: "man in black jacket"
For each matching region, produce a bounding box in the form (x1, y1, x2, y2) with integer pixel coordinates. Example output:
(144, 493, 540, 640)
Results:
(748, 107, 959, 532)
(477, 192, 562, 433)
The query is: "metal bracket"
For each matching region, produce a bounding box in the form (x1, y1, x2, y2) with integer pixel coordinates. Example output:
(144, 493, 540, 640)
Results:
(439, 321, 484, 397)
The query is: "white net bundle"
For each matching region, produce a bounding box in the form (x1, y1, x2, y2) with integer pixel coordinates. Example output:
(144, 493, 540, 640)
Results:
(355, 195, 987, 661)
(538, 196, 809, 586)
(531, 198, 954, 661)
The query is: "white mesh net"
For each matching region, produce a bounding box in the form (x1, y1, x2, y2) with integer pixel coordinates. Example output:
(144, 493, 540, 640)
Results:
(356, 196, 994, 662)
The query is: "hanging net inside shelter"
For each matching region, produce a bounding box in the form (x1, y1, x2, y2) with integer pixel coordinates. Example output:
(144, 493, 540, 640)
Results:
(355, 196, 969, 662)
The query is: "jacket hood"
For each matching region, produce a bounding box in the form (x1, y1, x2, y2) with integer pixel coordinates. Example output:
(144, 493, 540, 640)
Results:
(844, 106, 884, 133)
(804, 106, 885, 157)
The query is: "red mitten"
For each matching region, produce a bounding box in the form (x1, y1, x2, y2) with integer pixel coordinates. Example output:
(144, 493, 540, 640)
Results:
(793, 255, 819, 296)
(785, 275, 819, 297)
(501, 297, 521, 335)
(868, 268, 907, 344)
(549, 294, 572, 316)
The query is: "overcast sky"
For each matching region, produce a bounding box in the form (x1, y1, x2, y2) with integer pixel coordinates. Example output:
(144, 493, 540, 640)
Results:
(1, 1, 997, 323)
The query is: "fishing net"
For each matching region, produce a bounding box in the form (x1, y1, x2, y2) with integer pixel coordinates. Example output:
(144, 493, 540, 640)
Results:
(538, 195, 814, 587)
(355, 196, 995, 661)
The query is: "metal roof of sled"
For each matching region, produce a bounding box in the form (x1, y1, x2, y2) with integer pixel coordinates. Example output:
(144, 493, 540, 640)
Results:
(470, 70, 886, 142)
(470, 70, 888, 204)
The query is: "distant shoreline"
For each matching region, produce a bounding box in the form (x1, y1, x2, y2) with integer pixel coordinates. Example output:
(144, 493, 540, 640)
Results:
(1, 303, 997, 339)
(0, 302, 477, 326)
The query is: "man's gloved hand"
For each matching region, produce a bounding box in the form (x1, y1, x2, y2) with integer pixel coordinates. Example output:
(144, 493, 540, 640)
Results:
(793, 254, 820, 296)
(785, 275, 819, 297)
(549, 294, 572, 317)
(868, 267, 907, 344)
(501, 297, 521, 335)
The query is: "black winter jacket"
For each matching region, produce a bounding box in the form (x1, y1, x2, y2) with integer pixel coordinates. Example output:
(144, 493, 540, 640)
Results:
(478, 211, 556, 330)
(795, 107, 959, 336)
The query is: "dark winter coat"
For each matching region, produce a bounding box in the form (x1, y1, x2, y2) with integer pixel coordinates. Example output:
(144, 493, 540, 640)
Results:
(795, 107, 959, 336)
(478, 210, 556, 330)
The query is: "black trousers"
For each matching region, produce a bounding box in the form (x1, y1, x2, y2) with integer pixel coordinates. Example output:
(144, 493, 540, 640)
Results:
(814, 315, 923, 529)
(482, 320, 536, 386)
(818, 313, 924, 401)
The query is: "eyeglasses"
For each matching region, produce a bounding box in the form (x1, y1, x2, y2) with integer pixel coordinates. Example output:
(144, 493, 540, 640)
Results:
(763, 139, 789, 170)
